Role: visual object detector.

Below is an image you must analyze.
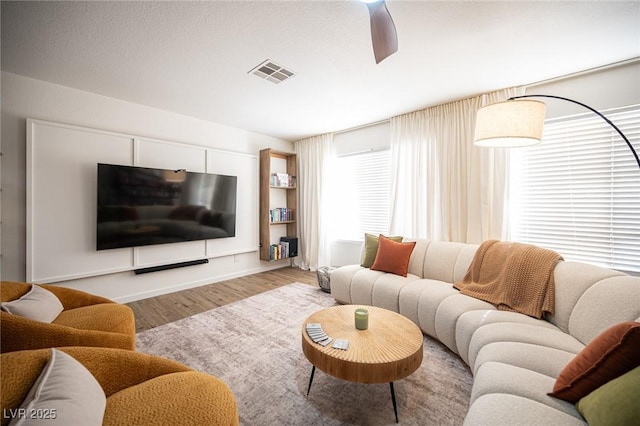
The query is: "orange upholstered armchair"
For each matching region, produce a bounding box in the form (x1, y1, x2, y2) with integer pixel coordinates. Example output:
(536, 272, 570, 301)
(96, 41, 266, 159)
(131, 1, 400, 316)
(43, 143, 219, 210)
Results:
(1, 347, 239, 426)
(0, 281, 135, 353)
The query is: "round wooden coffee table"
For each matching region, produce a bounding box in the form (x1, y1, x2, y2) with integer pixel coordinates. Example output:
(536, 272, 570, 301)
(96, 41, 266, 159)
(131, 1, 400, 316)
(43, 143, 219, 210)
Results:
(301, 305, 423, 422)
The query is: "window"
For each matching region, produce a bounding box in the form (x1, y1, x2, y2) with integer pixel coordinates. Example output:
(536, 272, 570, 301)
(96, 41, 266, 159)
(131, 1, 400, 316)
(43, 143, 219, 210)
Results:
(510, 105, 640, 274)
(331, 149, 391, 241)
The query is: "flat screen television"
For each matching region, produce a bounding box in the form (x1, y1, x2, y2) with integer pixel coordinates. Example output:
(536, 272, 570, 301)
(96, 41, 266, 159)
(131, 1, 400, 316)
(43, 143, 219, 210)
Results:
(97, 163, 237, 250)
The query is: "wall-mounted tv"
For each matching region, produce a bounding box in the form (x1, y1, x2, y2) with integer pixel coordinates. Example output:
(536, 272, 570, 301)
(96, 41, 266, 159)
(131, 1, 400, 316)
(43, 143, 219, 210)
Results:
(97, 163, 237, 250)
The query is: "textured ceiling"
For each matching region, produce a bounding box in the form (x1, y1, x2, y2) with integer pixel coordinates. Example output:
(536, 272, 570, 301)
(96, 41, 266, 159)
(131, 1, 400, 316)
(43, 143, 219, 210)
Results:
(2, 1, 639, 141)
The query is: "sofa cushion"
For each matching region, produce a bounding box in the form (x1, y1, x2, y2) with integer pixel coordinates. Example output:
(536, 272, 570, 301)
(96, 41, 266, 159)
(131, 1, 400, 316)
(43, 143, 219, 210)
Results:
(423, 241, 477, 283)
(433, 294, 495, 355)
(464, 394, 586, 426)
(472, 362, 583, 420)
(549, 321, 640, 403)
(1, 284, 64, 323)
(575, 366, 640, 426)
(348, 268, 387, 306)
(567, 276, 640, 345)
(360, 233, 402, 268)
(330, 264, 363, 304)
(467, 322, 584, 370)
(370, 236, 416, 277)
(398, 278, 459, 330)
(371, 273, 420, 313)
(397, 279, 432, 326)
(103, 371, 237, 426)
(415, 280, 459, 338)
(13, 348, 106, 425)
(546, 261, 624, 334)
(473, 342, 577, 378)
(455, 310, 559, 365)
(405, 238, 430, 277)
(54, 303, 135, 336)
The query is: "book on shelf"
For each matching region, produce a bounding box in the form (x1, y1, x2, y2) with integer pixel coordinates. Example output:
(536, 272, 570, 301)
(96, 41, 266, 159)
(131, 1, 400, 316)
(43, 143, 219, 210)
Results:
(270, 172, 296, 188)
(270, 240, 293, 260)
(269, 207, 294, 223)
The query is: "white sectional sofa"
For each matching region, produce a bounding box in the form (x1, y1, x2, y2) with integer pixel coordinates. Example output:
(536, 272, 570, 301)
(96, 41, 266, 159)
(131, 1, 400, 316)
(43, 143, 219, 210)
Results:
(331, 239, 640, 425)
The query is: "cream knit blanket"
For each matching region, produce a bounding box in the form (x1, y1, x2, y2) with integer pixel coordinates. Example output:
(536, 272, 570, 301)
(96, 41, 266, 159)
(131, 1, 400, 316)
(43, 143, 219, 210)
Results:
(454, 240, 563, 319)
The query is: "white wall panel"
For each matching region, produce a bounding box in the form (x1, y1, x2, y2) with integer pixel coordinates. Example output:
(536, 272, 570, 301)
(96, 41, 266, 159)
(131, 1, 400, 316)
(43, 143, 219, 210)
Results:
(134, 241, 207, 267)
(205, 149, 258, 256)
(137, 138, 206, 172)
(27, 118, 259, 283)
(27, 120, 135, 281)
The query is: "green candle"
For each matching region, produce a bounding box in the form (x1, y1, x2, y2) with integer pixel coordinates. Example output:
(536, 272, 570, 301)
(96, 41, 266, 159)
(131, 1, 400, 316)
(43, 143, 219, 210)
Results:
(355, 308, 369, 330)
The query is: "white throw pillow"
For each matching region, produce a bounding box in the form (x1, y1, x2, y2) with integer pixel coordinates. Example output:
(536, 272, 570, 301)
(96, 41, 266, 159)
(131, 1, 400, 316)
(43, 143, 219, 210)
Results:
(1, 285, 64, 323)
(9, 348, 106, 426)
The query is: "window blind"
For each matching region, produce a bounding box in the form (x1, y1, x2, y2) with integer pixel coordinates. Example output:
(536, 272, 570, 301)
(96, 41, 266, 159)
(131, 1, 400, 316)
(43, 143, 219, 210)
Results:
(333, 149, 391, 241)
(511, 105, 640, 274)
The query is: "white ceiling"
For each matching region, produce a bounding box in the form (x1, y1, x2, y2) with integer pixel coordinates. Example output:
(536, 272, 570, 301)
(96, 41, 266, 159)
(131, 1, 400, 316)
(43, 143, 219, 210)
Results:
(2, 1, 639, 141)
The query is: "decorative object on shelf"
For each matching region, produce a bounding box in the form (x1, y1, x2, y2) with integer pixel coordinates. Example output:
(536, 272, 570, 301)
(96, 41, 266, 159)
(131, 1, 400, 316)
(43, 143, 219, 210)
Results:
(270, 172, 296, 188)
(473, 94, 640, 170)
(355, 308, 369, 330)
(316, 266, 336, 293)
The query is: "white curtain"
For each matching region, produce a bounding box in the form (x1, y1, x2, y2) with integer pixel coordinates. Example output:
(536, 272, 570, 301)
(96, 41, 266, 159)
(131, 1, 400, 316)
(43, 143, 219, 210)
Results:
(295, 133, 334, 270)
(389, 87, 525, 243)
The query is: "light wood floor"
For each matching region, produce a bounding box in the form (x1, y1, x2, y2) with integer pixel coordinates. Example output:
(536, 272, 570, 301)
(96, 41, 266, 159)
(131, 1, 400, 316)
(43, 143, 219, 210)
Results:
(126, 267, 318, 333)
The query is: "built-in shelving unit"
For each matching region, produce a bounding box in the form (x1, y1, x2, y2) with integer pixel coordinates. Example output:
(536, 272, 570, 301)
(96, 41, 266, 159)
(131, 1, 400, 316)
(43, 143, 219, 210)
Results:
(259, 148, 297, 261)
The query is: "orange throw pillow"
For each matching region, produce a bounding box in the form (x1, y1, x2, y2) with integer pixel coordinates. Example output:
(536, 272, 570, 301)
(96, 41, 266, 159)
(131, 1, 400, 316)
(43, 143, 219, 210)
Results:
(370, 235, 416, 277)
(549, 321, 640, 403)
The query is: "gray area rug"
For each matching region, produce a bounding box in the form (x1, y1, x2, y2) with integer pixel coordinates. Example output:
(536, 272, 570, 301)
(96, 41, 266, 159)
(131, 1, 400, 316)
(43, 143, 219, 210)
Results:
(137, 283, 472, 425)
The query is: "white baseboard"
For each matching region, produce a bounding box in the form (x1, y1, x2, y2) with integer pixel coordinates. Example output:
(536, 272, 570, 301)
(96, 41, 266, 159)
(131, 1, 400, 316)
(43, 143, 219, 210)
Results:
(113, 262, 292, 304)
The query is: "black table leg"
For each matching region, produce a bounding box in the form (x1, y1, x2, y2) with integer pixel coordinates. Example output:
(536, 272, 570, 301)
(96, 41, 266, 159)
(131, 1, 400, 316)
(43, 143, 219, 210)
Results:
(306, 366, 316, 396)
(390, 382, 398, 423)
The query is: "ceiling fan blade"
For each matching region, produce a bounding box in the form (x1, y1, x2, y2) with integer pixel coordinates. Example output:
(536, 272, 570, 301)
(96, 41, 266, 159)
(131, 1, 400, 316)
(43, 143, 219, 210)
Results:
(366, 0, 398, 64)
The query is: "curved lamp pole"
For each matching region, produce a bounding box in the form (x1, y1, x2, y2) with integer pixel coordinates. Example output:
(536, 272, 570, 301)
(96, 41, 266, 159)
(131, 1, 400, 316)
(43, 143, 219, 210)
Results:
(474, 94, 640, 170)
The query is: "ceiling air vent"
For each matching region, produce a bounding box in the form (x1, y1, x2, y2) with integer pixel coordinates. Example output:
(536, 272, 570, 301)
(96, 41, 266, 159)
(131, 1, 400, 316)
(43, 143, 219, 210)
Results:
(249, 60, 295, 84)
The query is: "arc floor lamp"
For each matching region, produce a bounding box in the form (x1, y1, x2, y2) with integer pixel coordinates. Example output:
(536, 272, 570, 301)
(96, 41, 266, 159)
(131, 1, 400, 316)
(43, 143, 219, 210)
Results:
(473, 94, 640, 171)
